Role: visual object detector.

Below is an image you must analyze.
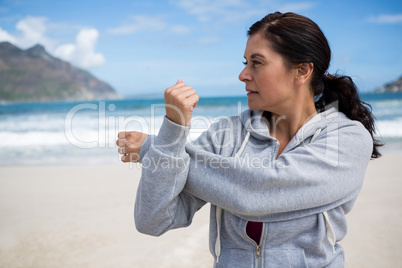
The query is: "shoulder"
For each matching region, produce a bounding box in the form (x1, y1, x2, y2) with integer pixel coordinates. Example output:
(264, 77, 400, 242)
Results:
(336, 111, 372, 144)
(316, 107, 371, 142)
(301, 107, 373, 164)
(334, 111, 373, 161)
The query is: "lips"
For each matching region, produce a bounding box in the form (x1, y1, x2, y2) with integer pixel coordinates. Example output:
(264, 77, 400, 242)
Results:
(246, 89, 258, 94)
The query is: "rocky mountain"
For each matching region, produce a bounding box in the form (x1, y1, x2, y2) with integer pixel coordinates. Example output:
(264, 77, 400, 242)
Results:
(0, 42, 121, 102)
(375, 75, 402, 93)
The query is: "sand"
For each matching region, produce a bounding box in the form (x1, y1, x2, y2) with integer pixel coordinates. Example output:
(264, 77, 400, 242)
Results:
(0, 153, 401, 267)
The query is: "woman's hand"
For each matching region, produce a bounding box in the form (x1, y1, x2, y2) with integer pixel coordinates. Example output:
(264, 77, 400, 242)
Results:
(164, 79, 199, 126)
(116, 80, 197, 162)
(116, 131, 148, 163)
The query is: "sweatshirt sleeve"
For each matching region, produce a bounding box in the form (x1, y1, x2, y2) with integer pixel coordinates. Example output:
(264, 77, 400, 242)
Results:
(137, 134, 153, 163)
(134, 116, 206, 236)
(183, 118, 373, 222)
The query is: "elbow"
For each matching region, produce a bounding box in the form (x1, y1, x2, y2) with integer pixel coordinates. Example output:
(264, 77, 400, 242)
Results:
(134, 196, 166, 236)
(134, 215, 165, 237)
(134, 211, 167, 237)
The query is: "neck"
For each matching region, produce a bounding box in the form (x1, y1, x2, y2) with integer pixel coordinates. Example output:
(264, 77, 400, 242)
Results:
(269, 94, 317, 142)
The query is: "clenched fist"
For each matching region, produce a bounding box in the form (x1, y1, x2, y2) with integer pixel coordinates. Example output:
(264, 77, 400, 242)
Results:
(116, 131, 148, 163)
(116, 80, 198, 163)
(164, 79, 199, 126)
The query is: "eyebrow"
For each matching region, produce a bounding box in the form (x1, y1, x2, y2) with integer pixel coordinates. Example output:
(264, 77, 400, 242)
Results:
(244, 53, 266, 59)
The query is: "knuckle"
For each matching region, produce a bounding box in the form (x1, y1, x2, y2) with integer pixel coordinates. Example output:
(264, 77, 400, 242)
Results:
(176, 94, 185, 102)
(117, 132, 124, 139)
(171, 89, 180, 98)
(182, 99, 190, 106)
(116, 139, 124, 147)
(165, 87, 175, 96)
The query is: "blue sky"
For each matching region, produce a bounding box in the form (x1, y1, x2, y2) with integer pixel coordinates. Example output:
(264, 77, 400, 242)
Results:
(0, 0, 401, 97)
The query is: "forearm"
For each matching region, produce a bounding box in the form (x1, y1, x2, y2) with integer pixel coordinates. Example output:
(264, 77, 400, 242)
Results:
(134, 117, 206, 235)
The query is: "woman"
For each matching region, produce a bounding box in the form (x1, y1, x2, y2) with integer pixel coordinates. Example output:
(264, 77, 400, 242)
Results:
(116, 12, 381, 267)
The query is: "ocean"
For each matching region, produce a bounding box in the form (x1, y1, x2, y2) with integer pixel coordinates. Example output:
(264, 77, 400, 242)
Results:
(1, 92, 401, 165)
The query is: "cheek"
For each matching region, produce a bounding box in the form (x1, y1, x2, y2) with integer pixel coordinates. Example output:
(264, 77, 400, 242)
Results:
(257, 73, 277, 90)
(254, 71, 271, 86)
(258, 76, 289, 98)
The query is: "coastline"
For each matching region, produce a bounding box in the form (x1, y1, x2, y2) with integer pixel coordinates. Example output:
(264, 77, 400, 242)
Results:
(0, 152, 401, 267)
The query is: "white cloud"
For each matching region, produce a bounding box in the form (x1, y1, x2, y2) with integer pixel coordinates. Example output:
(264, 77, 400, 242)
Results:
(108, 15, 190, 35)
(54, 28, 105, 69)
(0, 27, 16, 43)
(0, 16, 55, 49)
(368, 14, 402, 24)
(0, 16, 105, 69)
(16, 16, 47, 42)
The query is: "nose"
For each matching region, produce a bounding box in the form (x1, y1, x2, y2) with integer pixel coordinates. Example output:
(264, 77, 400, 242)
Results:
(238, 66, 251, 82)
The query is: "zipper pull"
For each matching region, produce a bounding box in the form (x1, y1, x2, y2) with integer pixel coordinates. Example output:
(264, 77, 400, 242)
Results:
(256, 244, 261, 258)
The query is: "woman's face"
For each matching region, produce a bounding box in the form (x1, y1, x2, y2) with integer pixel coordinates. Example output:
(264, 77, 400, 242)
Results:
(239, 33, 295, 113)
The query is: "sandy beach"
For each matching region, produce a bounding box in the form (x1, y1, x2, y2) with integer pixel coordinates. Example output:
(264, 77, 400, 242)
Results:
(0, 152, 401, 267)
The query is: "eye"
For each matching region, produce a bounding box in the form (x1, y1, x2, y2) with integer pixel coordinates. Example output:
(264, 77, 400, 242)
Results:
(243, 60, 262, 67)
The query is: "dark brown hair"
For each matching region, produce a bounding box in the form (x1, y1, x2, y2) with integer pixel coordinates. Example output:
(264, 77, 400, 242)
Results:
(248, 12, 382, 158)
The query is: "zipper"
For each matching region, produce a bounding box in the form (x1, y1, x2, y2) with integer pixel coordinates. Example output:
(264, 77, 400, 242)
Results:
(257, 223, 265, 268)
(256, 244, 261, 257)
(244, 222, 265, 267)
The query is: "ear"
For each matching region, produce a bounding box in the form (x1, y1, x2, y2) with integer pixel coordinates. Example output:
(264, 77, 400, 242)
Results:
(295, 63, 314, 86)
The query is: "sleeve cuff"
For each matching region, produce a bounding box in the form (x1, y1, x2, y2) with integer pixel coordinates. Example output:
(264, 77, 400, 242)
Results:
(154, 116, 190, 157)
(138, 134, 153, 163)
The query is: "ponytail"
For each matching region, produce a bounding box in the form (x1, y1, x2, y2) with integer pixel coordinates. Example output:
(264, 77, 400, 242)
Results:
(316, 73, 382, 159)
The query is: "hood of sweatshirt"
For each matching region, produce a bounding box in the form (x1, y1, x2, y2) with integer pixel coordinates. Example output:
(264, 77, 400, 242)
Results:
(239, 106, 340, 154)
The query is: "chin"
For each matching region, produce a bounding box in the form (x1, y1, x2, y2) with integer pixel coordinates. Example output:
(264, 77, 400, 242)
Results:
(247, 102, 259, 111)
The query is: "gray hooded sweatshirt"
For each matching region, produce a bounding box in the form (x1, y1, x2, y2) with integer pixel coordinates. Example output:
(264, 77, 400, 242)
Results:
(134, 106, 372, 267)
